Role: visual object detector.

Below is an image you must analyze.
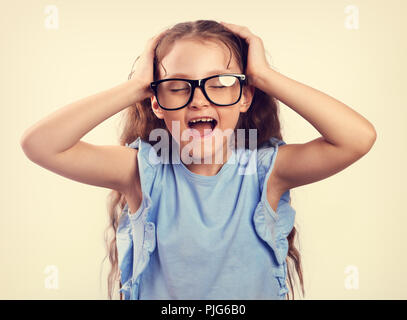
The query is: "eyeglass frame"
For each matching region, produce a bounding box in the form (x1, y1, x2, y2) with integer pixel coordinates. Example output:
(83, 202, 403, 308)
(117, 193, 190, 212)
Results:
(150, 73, 247, 111)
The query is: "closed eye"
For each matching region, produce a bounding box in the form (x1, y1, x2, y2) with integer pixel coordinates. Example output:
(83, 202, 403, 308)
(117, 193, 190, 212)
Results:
(170, 88, 189, 92)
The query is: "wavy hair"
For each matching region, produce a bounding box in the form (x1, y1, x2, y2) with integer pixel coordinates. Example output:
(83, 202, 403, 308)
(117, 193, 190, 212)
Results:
(101, 19, 305, 300)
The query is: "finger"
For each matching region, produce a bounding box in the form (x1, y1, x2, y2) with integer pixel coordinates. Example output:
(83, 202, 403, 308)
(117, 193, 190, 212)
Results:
(147, 28, 169, 47)
(220, 21, 247, 30)
(153, 27, 169, 39)
(220, 22, 254, 41)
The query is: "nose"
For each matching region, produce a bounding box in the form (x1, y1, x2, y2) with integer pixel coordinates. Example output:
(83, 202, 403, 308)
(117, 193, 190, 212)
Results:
(189, 86, 210, 109)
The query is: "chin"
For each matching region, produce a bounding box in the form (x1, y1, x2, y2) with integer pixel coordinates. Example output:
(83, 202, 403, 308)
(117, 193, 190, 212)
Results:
(188, 137, 228, 165)
(176, 126, 235, 164)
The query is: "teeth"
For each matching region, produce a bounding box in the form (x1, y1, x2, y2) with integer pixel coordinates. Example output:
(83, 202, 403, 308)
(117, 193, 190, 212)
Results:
(189, 117, 215, 123)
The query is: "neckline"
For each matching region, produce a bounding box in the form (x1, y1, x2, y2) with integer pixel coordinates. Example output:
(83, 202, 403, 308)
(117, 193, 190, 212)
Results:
(175, 148, 237, 184)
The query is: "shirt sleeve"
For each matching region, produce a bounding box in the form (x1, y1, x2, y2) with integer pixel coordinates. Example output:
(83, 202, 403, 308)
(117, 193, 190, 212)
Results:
(116, 137, 158, 300)
(252, 137, 297, 297)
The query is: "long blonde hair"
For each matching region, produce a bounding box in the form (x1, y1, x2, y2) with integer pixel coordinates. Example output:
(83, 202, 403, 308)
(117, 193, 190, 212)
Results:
(101, 19, 305, 300)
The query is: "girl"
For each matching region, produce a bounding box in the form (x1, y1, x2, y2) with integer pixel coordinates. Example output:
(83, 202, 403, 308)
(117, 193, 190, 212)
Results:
(20, 20, 376, 300)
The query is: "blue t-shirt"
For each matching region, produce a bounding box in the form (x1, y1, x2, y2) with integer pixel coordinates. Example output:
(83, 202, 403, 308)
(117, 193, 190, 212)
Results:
(116, 136, 296, 300)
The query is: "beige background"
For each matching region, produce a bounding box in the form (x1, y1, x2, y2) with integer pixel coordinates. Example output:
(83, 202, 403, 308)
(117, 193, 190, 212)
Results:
(1, 0, 405, 299)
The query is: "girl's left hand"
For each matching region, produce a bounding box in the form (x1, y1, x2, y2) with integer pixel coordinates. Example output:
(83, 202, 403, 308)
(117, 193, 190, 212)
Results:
(219, 21, 271, 88)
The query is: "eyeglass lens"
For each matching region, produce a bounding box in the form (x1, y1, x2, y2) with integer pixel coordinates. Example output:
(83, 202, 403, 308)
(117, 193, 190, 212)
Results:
(156, 75, 241, 109)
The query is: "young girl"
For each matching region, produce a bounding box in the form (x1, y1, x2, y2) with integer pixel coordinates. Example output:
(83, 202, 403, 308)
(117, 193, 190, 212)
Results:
(20, 20, 376, 300)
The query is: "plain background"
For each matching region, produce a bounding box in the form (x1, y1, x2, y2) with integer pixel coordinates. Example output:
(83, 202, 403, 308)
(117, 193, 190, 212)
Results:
(1, 0, 405, 299)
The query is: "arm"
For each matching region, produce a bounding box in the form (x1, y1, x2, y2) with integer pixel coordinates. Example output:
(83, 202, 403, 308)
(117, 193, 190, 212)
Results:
(218, 21, 376, 204)
(20, 26, 167, 201)
(257, 67, 377, 192)
(20, 79, 144, 195)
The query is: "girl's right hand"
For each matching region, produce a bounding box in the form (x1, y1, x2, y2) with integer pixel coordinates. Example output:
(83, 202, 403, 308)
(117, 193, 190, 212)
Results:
(128, 28, 169, 103)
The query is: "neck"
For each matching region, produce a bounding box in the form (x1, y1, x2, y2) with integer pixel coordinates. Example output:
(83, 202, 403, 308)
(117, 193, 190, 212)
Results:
(183, 142, 233, 176)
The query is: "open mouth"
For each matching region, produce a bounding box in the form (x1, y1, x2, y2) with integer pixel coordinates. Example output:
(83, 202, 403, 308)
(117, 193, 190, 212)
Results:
(187, 117, 218, 137)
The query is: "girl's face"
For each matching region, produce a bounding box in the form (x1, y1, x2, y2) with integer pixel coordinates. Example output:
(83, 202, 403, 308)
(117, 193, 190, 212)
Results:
(151, 38, 254, 163)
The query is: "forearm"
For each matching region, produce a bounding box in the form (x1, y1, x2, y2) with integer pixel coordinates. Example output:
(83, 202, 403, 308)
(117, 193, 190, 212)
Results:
(21, 78, 143, 156)
(256, 67, 377, 152)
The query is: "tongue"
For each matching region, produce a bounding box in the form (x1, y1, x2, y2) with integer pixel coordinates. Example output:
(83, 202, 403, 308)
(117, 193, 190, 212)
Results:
(189, 122, 213, 136)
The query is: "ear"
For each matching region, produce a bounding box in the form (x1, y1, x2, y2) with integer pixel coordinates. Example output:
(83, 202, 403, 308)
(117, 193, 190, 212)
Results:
(151, 96, 165, 119)
(239, 84, 255, 113)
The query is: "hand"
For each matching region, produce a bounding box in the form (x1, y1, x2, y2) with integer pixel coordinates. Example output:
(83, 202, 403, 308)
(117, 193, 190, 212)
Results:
(219, 21, 271, 89)
(128, 28, 169, 102)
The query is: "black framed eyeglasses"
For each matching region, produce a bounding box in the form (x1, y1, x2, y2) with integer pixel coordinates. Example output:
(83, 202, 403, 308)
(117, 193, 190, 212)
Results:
(150, 73, 247, 111)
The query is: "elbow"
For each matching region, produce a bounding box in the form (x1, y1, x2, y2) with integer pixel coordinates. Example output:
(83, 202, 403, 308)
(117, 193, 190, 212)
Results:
(20, 136, 35, 161)
(370, 125, 377, 145)
(357, 125, 377, 155)
(20, 127, 35, 149)
(20, 131, 41, 162)
(20, 132, 31, 155)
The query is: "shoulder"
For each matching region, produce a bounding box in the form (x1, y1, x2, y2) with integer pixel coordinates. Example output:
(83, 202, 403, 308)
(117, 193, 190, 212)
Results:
(122, 138, 142, 213)
(253, 137, 287, 194)
(254, 137, 289, 211)
(125, 136, 165, 186)
(269, 143, 289, 191)
(266, 145, 289, 208)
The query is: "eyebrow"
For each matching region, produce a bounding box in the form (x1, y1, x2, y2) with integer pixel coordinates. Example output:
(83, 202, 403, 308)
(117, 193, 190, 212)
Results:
(163, 69, 237, 79)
